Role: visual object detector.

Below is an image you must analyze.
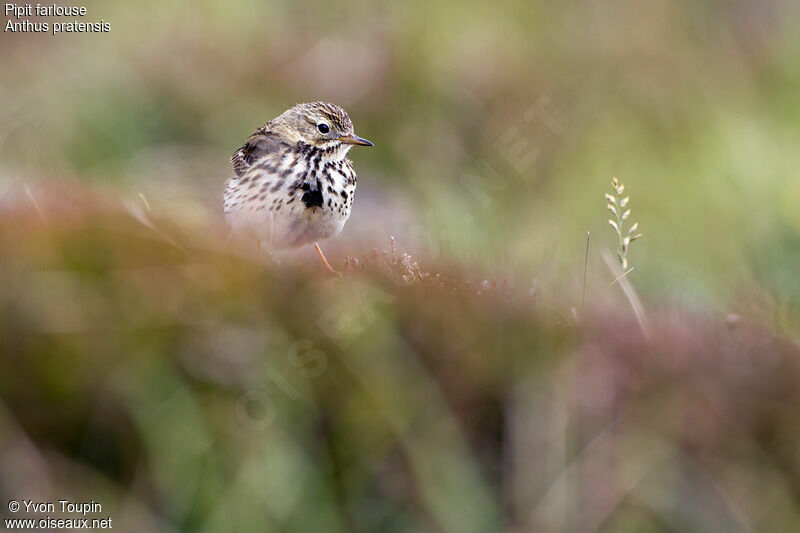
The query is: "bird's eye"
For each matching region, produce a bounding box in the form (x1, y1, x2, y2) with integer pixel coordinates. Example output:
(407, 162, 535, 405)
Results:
(317, 123, 330, 134)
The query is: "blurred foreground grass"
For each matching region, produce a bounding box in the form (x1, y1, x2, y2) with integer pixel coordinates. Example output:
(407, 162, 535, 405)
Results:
(1, 186, 800, 532)
(2, 1, 800, 530)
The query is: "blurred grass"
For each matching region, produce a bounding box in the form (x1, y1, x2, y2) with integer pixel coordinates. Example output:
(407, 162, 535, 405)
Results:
(2, 0, 800, 531)
(1, 200, 799, 531)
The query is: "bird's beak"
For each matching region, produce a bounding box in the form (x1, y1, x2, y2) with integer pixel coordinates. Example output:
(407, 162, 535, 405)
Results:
(337, 134, 373, 147)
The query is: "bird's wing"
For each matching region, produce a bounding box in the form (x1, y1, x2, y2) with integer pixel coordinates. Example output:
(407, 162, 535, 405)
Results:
(231, 131, 284, 177)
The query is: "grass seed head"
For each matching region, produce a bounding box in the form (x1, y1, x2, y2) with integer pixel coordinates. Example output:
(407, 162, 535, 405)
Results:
(606, 178, 641, 269)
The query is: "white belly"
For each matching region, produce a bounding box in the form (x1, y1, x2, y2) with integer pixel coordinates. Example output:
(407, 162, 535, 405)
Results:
(224, 163, 355, 249)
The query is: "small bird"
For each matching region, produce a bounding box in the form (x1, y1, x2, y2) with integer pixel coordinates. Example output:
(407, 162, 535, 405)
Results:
(224, 102, 372, 274)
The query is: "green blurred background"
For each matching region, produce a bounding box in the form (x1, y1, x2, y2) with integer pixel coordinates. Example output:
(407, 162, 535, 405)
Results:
(2, 1, 800, 531)
(2, 0, 799, 312)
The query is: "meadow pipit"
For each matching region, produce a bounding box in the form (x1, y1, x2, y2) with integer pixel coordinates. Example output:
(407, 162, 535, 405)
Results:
(224, 102, 372, 274)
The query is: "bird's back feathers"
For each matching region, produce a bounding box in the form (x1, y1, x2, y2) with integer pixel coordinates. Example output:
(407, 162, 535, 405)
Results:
(231, 130, 284, 177)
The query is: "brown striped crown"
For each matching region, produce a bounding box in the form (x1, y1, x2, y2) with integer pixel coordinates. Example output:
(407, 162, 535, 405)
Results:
(297, 102, 353, 133)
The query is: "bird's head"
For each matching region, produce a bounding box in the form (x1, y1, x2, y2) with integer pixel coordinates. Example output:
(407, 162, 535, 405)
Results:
(276, 102, 373, 150)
